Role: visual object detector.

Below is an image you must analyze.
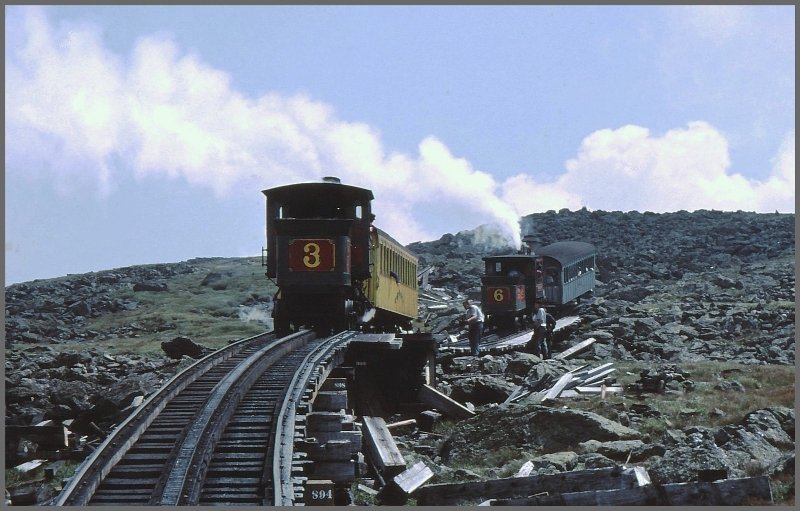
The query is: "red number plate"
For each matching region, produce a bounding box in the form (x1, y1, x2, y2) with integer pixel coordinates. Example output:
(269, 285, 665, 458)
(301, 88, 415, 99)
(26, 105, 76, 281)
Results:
(487, 287, 510, 304)
(288, 239, 335, 272)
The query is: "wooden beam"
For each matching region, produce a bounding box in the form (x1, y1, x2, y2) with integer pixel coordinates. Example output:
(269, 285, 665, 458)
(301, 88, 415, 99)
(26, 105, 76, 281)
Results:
(539, 372, 574, 404)
(575, 386, 623, 394)
(386, 419, 417, 430)
(362, 416, 406, 479)
(553, 337, 597, 360)
(393, 461, 435, 495)
(415, 467, 636, 505)
(418, 384, 475, 420)
(581, 368, 616, 386)
(489, 476, 773, 506)
(300, 439, 360, 462)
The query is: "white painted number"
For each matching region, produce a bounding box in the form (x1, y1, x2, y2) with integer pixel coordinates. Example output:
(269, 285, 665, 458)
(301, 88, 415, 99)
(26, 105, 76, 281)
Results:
(311, 489, 333, 500)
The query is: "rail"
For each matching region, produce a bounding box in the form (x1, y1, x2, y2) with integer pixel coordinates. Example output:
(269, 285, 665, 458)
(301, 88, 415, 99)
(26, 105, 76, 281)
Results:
(53, 332, 273, 506)
(53, 329, 355, 506)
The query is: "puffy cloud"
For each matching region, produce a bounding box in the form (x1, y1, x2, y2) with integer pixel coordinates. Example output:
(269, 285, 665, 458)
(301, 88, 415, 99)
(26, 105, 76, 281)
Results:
(555, 122, 792, 213)
(5, 6, 793, 254)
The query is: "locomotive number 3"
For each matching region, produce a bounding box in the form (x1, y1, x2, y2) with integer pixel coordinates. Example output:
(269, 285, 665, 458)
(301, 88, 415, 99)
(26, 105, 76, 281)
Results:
(303, 242, 321, 269)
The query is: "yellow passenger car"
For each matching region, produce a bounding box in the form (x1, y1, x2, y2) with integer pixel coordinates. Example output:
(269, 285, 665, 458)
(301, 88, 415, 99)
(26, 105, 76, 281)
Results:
(365, 228, 418, 328)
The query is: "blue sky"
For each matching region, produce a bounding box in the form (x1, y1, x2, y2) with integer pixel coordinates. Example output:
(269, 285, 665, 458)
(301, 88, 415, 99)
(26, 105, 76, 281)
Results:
(5, 5, 795, 284)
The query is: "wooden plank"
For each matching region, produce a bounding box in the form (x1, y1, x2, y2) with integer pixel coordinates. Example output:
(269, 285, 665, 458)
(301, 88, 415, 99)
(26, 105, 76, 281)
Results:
(415, 467, 631, 506)
(393, 461, 435, 494)
(581, 368, 616, 386)
(306, 411, 355, 432)
(418, 384, 475, 420)
(575, 386, 623, 394)
(502, 386, 529, 404)
(570, 362, 613, 380)
(539, 372, 574, 403)
(553, 337, 597, 360)
(622, 466, 651, 488)
(362, 416, 406, 479)
(386, 419, 416, 431)
(301, 439, 361, 461)
(13, 460, 46, 473)
(490, 475, 773, 506)
(305, 429, 362, 446)
(309, 461, 357, 483)
(313, 390, 348, 412)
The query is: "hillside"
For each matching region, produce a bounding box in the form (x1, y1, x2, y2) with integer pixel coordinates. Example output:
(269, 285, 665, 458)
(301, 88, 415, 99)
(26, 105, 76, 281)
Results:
(4, 209, 796, 504)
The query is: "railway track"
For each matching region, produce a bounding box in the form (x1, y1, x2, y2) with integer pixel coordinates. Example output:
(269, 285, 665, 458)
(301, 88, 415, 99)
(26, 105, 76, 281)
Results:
(54, 329, 355, 506)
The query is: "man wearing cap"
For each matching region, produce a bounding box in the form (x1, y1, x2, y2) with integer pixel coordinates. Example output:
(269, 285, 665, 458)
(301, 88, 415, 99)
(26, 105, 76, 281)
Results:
(463, 299, 485, 357)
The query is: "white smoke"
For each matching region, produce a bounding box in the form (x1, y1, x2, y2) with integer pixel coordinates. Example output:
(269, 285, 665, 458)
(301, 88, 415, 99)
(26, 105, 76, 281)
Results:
(238, 305, 274, 329)
(359, 307, 376, 324)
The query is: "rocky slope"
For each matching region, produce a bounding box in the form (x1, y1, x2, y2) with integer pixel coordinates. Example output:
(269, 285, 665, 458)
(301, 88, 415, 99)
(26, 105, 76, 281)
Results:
(4, 209, 796, 504)
(409, 209, 795, 366)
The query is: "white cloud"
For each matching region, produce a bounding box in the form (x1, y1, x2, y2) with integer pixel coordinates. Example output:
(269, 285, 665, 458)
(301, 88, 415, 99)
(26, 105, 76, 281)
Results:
(5, 6, 794, 255)
(555, 122, 793, 214)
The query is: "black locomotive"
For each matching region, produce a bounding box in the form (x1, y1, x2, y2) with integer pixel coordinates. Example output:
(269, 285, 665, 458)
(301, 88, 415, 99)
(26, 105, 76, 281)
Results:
(481, 241, 596, 329)
(262, 178, 418, 336)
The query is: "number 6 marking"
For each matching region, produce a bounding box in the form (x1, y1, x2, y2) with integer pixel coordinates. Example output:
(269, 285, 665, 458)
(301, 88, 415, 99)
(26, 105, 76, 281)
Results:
(303, 242, 321, 268)
(494, 289, 505, 301)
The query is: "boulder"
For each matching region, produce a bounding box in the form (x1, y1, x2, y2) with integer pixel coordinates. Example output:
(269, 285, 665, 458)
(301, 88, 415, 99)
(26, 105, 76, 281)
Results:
(161, 336, 211, 360)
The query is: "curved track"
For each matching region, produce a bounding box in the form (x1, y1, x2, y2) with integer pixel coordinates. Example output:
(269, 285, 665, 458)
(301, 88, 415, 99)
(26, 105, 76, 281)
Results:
(54, 330, 355, 506)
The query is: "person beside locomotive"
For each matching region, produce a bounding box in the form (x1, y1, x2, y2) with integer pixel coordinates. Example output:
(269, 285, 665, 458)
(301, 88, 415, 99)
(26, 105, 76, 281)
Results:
(462, 299, 485, 357)
(526, 301, 551, 359)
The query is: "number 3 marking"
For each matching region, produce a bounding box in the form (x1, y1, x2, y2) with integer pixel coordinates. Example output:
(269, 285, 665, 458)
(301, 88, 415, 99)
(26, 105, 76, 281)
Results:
(303, 242, 321, 268)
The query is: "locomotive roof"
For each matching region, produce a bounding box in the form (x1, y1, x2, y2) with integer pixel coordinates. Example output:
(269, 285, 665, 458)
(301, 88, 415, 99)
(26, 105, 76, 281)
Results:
(536, 241, 596, 265)
(262, 181, 374, 202)
(481, 254, 538, 263)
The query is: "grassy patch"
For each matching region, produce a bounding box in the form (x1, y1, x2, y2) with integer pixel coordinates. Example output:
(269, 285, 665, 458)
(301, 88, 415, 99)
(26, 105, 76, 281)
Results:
(80, 257, 277, 354)
(558, 361, 794, 439)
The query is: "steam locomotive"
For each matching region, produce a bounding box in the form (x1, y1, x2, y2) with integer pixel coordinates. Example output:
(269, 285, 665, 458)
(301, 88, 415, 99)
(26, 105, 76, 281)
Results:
(262, 178, 418, 336)
(481, 241, 596, 329)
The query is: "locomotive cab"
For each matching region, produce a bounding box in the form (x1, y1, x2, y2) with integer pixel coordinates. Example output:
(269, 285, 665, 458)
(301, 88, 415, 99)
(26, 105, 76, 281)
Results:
(263, 179, 375, 335)
(480, 255, 543, 330)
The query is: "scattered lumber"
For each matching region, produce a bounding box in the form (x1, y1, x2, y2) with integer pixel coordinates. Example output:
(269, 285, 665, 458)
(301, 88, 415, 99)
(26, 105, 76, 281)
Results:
(532, 362, 620, 402)
(488, 475, 773, 506)
(418, 384, 475, 420)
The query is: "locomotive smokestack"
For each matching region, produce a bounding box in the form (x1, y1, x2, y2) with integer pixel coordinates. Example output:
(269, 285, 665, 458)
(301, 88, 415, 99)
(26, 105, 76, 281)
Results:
(322, 176, 341, 184)
(522, 234, 539, 255)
